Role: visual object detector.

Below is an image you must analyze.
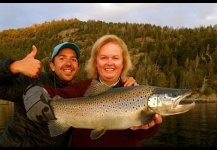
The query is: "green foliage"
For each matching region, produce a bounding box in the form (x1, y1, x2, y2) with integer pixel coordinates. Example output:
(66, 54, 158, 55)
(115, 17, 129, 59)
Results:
(203, 87, 215, 95)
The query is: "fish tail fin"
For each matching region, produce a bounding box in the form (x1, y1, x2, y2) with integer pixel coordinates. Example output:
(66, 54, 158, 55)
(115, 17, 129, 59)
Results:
(48, 120, 70, 137)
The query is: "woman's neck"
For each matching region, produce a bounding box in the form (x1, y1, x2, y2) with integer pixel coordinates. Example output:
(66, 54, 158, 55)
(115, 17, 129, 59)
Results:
(99, 77, 120, 87)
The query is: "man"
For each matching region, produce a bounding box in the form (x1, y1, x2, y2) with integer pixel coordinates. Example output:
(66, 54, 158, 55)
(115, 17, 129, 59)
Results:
(0, 42, 80, 147)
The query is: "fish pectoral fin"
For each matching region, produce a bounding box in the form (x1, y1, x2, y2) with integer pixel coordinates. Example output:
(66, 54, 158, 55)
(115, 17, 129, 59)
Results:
(140, 110, 156, 125)
(90, 128, 106, 140)
(48, 120, 70, 137)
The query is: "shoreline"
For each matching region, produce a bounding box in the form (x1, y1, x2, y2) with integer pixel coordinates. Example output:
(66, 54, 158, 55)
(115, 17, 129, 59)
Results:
(184, 93, 217, 103)
(183, 99, 217, 103)
(185, 93, 217, 103)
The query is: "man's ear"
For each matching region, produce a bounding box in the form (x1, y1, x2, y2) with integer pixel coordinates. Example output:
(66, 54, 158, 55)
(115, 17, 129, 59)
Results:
(49, 62, 55, 71)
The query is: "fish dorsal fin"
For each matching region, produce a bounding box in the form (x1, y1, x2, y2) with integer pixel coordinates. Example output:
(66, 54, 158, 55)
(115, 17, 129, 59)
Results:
(84, 79, 110, 97)
(90, 128, 106, 140)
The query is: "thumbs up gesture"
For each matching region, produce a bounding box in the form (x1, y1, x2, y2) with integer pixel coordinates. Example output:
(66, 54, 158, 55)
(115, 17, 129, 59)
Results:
(10, 45, 42, 78)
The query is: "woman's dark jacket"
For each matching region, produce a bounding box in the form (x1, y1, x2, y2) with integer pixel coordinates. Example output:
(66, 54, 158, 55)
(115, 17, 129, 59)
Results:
(0, 58, 72, 147)
(44, 78, 160, 147)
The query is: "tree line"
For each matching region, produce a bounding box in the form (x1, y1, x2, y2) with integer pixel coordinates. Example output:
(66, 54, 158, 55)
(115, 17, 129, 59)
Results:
(1, 18, 217, 96)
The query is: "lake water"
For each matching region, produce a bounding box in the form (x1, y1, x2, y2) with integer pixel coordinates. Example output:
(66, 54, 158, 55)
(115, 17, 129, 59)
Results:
(0, 100, 13, 133)
(0, 101, 217, 147)
(142, 102, 217, 147)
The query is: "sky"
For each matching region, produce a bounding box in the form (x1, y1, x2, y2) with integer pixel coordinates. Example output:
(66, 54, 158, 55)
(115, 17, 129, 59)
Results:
(0, 3, 217, 32)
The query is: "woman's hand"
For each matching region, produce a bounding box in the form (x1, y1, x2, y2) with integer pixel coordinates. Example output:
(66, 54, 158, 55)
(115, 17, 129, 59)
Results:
(130, 114, 162, 130)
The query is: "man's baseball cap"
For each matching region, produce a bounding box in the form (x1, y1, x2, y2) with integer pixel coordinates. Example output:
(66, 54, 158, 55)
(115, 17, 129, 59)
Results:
(51, 42, 80, 61)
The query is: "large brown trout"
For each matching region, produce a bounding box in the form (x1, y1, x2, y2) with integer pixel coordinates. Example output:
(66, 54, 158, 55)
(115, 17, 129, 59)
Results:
(48, 79, 195, 140)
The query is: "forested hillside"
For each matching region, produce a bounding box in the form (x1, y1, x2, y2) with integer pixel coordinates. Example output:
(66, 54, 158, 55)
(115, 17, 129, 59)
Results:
(1, 18, 217, 97)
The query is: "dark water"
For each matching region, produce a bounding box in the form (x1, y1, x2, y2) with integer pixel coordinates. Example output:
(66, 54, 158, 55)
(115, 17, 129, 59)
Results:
(0, 101, 13, 133)
(142, 102, 217, 147)
(1, 102, 217, 147)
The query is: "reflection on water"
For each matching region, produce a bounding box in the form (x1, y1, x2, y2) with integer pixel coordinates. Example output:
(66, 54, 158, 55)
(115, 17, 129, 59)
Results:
(142, 102, 217, 147)
(0, 100, 14, 134)
(0, 101, 217, 147)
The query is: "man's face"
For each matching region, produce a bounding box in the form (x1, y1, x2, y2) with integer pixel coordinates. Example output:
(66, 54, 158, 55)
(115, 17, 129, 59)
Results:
(50, 48, 79, 82)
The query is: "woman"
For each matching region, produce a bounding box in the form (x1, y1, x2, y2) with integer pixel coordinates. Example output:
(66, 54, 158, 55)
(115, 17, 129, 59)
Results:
(43, 34, 162, 147)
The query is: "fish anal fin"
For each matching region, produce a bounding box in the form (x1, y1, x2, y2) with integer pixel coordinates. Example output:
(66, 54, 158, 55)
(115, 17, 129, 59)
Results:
(90, 128, 106, 140)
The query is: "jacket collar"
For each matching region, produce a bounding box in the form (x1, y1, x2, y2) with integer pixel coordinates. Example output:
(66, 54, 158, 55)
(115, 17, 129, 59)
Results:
(98, 77, 120, 87)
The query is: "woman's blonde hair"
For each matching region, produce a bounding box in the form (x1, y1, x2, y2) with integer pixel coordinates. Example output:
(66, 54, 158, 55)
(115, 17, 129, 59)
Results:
(85, 34, 133, 79)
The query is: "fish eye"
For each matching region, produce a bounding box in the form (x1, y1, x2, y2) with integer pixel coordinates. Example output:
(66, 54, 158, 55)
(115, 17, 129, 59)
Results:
(171, 92, 178, 97)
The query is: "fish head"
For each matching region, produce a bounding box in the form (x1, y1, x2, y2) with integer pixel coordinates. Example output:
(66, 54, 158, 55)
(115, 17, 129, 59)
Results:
(147, 87, 195, 117)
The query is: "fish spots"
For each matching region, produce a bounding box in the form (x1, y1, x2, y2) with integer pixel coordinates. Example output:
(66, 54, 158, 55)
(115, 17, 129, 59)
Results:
(48, 83, 194, 138)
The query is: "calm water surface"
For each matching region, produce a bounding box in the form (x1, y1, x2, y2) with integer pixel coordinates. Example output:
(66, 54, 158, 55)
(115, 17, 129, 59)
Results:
(0, 102, 217, 147)
(142, 102, 217, 147)
(0, 101, 13, 133)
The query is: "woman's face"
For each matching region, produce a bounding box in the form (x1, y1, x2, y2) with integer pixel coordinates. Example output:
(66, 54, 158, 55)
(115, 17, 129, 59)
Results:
(96, 42, 123, 86)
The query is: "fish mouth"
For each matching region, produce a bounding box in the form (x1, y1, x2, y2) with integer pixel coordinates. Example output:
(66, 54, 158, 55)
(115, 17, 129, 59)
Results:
(174, 90, 193, 106)
(170, 90, 195, 116)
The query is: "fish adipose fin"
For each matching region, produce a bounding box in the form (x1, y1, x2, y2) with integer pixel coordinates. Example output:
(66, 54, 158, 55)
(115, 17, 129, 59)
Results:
(90, 128, 106, 140)
(84, 79, 111, 97)
(48, 120, 70, 137)
(52, 95, 63, 100)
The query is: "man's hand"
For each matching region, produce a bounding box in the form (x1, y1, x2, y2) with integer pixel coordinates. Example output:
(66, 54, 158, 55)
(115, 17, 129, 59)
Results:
(10, 45, 42, 78)
(23, 85, 56, 123)
(130, 114, 162, 130)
